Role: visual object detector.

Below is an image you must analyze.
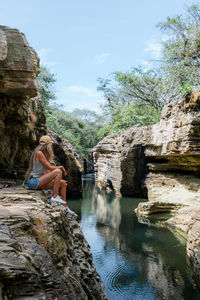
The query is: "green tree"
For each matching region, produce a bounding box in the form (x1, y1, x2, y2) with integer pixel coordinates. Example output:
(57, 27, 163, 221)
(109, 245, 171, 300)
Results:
(98, 68, 164, 110)
(38, 66, 56, 107)
(47, 107, 104, 155)
(71, 108, 104, 125)
(97, 4, 200, 137)
(70, 109, 105, 153)
(158, 4, 200, 96)
(97, 67, 164, 135)
(38, 66, 104, 155)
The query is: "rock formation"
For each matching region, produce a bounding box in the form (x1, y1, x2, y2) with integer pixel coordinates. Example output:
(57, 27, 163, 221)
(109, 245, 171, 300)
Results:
(0, 26, 82, 197)
(0, 26, 46, 179)
(0, 188, 107, 299)
(0, 25, 107, 299)
(92, 90, 200, 280)
(49, 132, 82, 198)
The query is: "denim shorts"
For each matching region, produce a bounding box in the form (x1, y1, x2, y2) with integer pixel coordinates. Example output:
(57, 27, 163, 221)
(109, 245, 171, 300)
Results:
(27, 176, 40, 190)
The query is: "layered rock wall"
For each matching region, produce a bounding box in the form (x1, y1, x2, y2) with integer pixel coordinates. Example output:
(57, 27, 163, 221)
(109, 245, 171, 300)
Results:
(0, 26, 82, 197)
(0, 26, 46, 179)
(93, 92, 200, 196)
(92, 91, 200, 279)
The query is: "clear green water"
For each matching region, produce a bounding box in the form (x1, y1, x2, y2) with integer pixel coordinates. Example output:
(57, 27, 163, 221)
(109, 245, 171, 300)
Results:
(68, 178, 200, 300)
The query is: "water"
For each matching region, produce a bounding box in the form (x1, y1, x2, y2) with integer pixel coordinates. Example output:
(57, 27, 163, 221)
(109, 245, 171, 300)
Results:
(68, 178, 200, 300)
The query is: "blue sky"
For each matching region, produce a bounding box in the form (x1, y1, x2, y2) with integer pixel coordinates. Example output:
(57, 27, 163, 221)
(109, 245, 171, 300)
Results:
(0, 0, 196, 112)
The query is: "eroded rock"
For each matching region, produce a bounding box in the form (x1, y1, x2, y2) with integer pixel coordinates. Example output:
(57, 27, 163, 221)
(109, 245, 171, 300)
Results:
(93, 92, 200, 196)
(0, 26, 46, 179)
(0, 188, 107, 299)
(92, 91, 200, 279)
(0, 26, 82, 200)
(0, 26, 39, 97)
(49, 132, 82, 198)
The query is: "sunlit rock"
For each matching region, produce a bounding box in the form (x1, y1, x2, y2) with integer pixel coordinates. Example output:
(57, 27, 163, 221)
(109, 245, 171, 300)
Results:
(0, 188, 108, 299)
(0, 26, 39, 97)
(0, 26, 46, 179)
(92, 90, 200, 279)
(0, 26, 82, 200)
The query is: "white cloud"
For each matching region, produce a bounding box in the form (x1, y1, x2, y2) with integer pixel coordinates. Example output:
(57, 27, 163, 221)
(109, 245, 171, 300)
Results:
(37, 48, 57, 67)
(144, 40, 162, 59)
(139, 59, 153, 71)
(57, 85, 104, 113)
(64, 85, 99, 98)
(37, 48, 51, 58)
(94, 53, 110, 64)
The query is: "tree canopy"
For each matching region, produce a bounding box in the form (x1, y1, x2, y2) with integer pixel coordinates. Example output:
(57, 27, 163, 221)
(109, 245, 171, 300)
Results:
(158, 4, 200, 96)
(38, 67, 104, 155)
(38, 3, 200, 152)
(97, 3, 200, 136)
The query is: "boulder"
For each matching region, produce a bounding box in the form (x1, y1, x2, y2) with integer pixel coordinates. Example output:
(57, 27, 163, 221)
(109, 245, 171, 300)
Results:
(80, 155, 94, 175)
(49, 132, 82, 198)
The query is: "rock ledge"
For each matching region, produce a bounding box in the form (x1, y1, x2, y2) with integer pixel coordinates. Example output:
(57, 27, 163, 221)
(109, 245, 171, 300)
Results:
(0, 188, 107, 300)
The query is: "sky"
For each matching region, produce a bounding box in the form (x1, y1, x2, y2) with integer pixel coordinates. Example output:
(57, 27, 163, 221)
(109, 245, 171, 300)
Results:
(0, 0, 196, 112)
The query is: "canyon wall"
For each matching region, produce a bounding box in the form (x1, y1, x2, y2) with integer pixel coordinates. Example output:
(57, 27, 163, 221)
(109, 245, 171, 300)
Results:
(0, 26, 82, 197)
(93, 91, 200, 196)
(92, 91, 200, 279)
(0, 25, 46, 179)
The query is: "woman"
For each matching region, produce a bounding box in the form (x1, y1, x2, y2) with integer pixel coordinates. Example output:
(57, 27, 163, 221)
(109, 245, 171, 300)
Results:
(25, 135, 67, 205)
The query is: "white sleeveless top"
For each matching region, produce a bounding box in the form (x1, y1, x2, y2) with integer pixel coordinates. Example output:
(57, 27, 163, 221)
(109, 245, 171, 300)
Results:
(30, 153, 45, 177)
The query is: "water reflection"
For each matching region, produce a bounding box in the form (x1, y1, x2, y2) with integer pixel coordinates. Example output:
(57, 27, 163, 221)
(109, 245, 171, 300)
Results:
(69, 180, 200, 300)
(92, 189, 121, 229)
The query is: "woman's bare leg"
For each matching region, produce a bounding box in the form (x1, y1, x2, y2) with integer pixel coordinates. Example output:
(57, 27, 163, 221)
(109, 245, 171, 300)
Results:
(41, 179, 67, 202)
(37, 169, 62, 198)
(38, 178, 67, 206)
(59, 180, 67, 202)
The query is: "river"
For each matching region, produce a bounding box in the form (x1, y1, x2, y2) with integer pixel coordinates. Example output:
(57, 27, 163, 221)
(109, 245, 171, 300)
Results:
(68, 177, 200, 300)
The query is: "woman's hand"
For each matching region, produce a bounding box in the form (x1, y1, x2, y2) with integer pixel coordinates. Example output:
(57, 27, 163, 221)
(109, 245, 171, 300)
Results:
(58, 166, 67, 176)
(36, 152, 67, 176)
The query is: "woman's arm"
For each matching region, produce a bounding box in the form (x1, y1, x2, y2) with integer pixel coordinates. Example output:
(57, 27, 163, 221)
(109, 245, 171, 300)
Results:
(36, 151, 67, 175)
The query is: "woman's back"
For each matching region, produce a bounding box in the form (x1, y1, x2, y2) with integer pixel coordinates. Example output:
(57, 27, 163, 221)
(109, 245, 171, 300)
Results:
(30, 153, 45, 177)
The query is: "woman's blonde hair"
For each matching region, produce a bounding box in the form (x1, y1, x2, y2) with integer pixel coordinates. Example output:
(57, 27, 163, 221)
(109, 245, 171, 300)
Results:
(25, 140, 54, 181)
